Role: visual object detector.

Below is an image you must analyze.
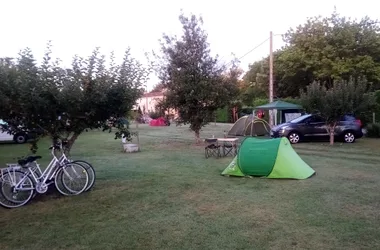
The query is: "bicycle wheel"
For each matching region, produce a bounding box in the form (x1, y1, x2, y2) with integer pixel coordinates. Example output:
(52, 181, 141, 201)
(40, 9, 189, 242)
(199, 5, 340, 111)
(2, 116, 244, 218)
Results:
(72, 160, 96, 191)
(0, 170, 35, 208)
(54, 162, 88, 196)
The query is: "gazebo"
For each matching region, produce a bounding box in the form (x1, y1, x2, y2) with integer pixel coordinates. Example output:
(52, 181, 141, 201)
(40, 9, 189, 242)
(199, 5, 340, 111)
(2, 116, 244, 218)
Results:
(254, 100, 304, 126)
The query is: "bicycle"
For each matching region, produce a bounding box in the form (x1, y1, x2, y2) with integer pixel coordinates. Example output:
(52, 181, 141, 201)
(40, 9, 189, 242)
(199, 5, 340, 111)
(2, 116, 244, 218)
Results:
(1, 142, 96, 193)
(53, 141, 96, 192)
(0, 145, 89, 209)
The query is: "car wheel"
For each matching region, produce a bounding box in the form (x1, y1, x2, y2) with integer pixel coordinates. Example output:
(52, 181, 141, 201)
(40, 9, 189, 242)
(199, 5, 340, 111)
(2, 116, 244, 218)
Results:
(288, 132, 301, 144)
(14, 134, 27, 144)
(344, 132, 355, 143)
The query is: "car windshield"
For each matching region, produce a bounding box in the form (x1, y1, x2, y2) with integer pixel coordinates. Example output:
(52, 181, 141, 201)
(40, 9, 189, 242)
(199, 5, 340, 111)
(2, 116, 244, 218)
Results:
(290, 114, 311, 123)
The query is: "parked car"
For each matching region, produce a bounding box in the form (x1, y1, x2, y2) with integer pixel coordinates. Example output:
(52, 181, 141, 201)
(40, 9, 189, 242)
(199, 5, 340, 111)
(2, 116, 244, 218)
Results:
(270, 114, 363, 144)
(0, 119, 39, 144)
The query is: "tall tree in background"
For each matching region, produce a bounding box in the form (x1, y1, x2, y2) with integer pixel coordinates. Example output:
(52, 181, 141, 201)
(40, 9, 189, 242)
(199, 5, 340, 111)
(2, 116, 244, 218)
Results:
(243, 10, 380, 98)
(300, 79, 376, 145)
(155, 12, 240, 142)
(0, 43, 150, 153)
(150, 82, 166, 92)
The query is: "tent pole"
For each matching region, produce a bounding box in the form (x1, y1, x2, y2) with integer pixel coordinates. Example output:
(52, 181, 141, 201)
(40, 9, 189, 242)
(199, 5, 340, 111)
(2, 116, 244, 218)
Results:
(275, 109, 277, 126)
(251, 109, 254, 136)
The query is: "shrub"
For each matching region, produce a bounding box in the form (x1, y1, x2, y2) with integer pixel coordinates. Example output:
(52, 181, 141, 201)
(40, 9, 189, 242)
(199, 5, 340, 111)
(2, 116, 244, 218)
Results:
(215, 107, 228, 123)
(148, 111, 162, 119)
(366, 123, 380, 138)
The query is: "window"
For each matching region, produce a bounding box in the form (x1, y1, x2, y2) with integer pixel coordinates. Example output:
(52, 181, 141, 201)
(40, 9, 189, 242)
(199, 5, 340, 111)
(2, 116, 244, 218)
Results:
(310, 115, 325, 123)
(290, 114, 311, 123)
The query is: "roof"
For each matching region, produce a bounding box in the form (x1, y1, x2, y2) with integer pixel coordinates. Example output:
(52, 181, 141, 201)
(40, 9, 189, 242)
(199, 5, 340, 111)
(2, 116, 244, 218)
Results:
(254, 100, 302, 110)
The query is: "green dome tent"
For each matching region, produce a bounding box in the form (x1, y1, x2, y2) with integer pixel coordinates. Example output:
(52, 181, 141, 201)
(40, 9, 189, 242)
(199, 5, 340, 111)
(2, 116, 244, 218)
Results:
(221, 137, 315, 179)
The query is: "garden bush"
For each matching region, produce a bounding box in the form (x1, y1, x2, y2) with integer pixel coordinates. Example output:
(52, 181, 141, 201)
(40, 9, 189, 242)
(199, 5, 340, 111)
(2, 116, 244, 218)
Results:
(366, 123, 380, 138)
(215, 107, 229, 123)
(148, 111, 162, 119)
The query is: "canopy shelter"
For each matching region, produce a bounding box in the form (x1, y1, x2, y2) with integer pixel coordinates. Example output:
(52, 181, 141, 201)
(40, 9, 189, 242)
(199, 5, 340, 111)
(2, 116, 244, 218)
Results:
(254, 100, 303, 126)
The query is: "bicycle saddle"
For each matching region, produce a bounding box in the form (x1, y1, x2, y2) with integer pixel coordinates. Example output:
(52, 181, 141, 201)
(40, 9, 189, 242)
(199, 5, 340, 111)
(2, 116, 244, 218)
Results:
(49, 144, 61, 150)
(18, 156, 42, 166)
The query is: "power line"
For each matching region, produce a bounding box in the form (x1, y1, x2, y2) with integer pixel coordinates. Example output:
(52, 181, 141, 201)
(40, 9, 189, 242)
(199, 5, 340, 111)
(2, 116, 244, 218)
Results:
(222, 35, 274, 68)
(218, 33, 285, 70)
(237, 37, 270, 61)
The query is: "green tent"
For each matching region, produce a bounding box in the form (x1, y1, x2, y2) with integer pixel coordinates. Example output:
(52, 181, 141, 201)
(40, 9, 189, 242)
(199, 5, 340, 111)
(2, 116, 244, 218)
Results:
(221, 137, 315, 179)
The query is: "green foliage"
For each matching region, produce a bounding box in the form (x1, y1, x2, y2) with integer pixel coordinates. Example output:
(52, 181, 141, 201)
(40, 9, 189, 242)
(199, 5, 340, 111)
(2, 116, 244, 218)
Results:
(0, 43, 150, 152)
(281, 97, 302, 106)
(154, 12, 240, 139)
(251, 98, 268, 108)
(151, 82, 165, 93)
(148, 111, 162, 119)
(243, 10, 380, 98)
(366, 123, 380, 138)
(215, 107, 228, 123)
(301, 79, 375, 122)
(300, 79, 376, 144)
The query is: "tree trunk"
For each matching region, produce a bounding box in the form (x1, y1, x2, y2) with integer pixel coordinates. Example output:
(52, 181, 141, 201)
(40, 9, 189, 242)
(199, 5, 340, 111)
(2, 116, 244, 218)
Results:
(195, 130, 201, 144)
(64, 132, 81, 154)
(328, 123, 336, 146)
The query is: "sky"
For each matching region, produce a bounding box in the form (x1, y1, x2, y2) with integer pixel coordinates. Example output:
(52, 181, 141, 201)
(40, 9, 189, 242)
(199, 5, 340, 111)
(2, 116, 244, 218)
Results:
(1, 0, 379, 91)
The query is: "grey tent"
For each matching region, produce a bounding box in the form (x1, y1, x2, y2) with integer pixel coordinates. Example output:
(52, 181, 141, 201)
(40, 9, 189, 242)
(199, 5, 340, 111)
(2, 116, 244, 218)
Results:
(228, 115, 271, 137)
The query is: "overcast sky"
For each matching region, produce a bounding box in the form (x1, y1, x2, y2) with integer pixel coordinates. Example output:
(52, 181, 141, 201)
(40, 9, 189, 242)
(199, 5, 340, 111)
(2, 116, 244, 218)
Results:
(1, 0, 379, 90)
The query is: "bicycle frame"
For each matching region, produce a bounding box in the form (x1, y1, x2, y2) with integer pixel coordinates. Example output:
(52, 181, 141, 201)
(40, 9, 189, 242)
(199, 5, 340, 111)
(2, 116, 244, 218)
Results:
(12, 148, 62, 192)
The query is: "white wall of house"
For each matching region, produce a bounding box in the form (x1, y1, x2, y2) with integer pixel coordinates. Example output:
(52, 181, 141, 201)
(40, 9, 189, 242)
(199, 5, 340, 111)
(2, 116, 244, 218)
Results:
(134, 93, 164, 113)
(133, 91, 178, 117)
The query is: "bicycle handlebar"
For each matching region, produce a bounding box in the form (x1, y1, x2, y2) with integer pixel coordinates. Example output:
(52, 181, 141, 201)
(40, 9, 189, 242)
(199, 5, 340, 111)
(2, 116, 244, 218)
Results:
(49, 143, 63, 158)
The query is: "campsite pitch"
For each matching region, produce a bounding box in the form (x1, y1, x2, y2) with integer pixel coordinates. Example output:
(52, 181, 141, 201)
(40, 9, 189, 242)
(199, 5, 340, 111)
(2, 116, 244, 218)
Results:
(0, 123, 380, 250)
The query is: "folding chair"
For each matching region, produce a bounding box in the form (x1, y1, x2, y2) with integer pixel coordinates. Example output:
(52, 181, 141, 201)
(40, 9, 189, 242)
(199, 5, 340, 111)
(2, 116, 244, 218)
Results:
(222, 142, 235, 157)
(204, 138, 221, 158)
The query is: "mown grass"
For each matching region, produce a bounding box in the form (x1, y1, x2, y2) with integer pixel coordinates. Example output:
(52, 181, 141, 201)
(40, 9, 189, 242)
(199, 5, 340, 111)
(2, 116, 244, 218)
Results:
(0, 123, 380, 250)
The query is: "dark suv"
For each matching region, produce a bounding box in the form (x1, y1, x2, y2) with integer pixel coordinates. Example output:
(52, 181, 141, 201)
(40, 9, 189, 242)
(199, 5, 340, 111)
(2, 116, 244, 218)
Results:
(270, 114, 363, 144)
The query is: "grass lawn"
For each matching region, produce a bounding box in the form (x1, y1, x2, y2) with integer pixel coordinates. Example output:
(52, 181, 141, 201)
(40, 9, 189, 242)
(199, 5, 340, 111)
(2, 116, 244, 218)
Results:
(0, 123, 380, 250)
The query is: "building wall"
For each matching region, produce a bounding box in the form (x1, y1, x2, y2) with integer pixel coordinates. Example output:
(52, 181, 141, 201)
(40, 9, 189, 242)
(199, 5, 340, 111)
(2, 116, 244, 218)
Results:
(134, 91, 178, 118)
(135, 94, 164, 113)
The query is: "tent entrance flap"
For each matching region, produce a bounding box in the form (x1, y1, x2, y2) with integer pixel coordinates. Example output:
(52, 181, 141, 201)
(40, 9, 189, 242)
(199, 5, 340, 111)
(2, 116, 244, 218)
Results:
(237, 138, 279, 176)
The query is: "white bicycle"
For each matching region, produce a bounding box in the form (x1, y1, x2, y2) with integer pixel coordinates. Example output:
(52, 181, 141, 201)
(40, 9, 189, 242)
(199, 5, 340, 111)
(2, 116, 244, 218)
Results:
(0, 145, 89, 208)
(54, 141, 96, 192)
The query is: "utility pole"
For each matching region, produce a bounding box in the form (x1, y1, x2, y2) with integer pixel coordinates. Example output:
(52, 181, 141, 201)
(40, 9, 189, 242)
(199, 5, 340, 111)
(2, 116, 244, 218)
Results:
(269, 31, 274, 126)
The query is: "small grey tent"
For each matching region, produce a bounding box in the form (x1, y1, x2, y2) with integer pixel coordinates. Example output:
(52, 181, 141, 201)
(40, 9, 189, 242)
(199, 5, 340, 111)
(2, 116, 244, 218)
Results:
(228, 115, 271, 137)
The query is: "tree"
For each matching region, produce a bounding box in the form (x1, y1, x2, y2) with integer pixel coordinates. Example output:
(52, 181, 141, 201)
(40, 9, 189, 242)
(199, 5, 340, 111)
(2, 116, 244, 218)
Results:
(241, 60, 268, 105)
(150, 82, 166, 92)
(300, 79, 376, 145)
(243, 10, 380, 98)
(0, 43, 150, 153)
(154, 12, 240, 142)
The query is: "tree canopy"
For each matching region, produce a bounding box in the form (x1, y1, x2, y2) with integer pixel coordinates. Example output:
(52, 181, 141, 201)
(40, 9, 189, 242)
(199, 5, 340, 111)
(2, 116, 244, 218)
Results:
(243, 10, 380, 101)
(300, 79, 376, 145)
(154, 12, 240, 141)
(0, 42, 150, 152)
